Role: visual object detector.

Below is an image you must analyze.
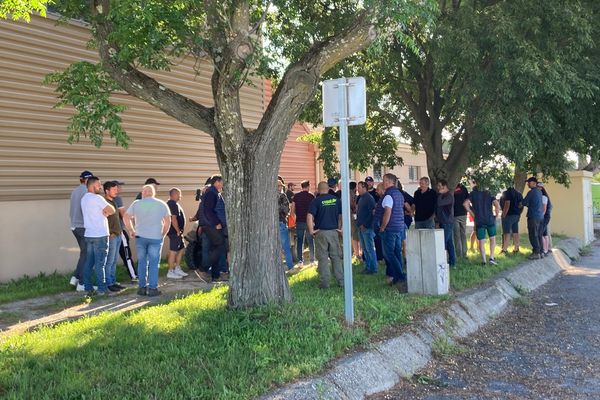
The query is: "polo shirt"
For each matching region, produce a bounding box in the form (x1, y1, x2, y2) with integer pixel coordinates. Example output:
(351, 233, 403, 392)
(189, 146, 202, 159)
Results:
(469, 188, 495, 227)
(522, 187, 544, 220)
(500, 188, 523, 216)
(308, 194, 341, 230)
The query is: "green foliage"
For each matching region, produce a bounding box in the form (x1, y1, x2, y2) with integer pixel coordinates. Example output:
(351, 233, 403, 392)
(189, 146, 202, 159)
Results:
(43, 62, 129, 148)
(0, 0, 49, 21)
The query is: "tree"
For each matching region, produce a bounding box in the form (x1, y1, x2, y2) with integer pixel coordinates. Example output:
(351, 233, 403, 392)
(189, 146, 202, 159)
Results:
(7, 0, 431, 308)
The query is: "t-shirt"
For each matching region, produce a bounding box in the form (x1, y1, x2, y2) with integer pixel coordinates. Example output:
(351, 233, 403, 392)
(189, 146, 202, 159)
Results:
(469, 188, 495, 227)
(81, 193, 111, 238)
(356, 192, 375, 229)
(278, 192, 290, 224)
(453, 185, 469, 217)
(292, 190, 315, 223)
(413, 188, 437, 221)
(126, 197, 170, 240)
(167, 199, 185, 236)
(368, 188, 380, 203)
(285, 189, 294, 203)
(436, 192, 455, 225)
(69, 184, 87, 228)
(500, 188, 523, 216)
(308, 194, 341, 230)
(113, 195, 126, 229)
(382, 195, 394, 209)
(522, 187, 544, 220)
(104, 197, 122, 236)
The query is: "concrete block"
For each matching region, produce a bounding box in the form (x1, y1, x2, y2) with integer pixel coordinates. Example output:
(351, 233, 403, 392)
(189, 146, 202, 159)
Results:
(494, 278, 520, 300)
(457, 285, 512, 326)
(376, 333, 431, 377)
(446, 303, 480, 337)
(325, 351, 399, 399)
(556, 238, 583, 261)
(260, 378, 345, 400)
(505, 257, 562, 292)
(407, 229, 449, 295)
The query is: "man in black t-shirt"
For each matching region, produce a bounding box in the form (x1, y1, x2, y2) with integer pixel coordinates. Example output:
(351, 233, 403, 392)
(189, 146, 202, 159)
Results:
(166, 188, 188, 279)
(365, 176, 380, 203)
(413, 177, 437, 229)
(464, 185, 501, 265)
(500, 185, 523, 254)
(307, 181, 343, 289)
(453, 183, 469, 258)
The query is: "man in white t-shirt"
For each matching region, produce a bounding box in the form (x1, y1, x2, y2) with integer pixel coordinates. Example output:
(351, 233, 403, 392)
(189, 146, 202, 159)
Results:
(81, 176, 116, 296)
(125, 185, 171, 297)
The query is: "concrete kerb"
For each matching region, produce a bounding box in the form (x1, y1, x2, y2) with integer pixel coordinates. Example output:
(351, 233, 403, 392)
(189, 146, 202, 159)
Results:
(260, 242, 582, 400)
(556, 237, 584, 261)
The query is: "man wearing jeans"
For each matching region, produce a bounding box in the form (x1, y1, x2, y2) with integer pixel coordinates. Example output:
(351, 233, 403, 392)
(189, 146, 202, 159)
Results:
(356, 181, 377, 274)
(69, 170, 94, 290)
(521, 177, 545, 259)
(436, 179, 456, 267)
(413, 177, 437, 229)
(291, 180, 315, 265)
(278, 180, 294, 270)
(103, 181, 125, 292)
(379, 173, 407, 287)
(81, 176, 116, 296)
(453, 182, 469, 258)
(125, 185, 171, 296)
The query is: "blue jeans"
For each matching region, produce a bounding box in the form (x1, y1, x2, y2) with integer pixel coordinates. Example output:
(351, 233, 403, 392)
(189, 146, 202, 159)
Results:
(279, 222, 294, 269)
(381, 231, 406, 283)
(295, 222, 315, 263)
(358, 228, 377, 273)
(105, 235, 122, 286)
(83, 236, 109, 292)
(136, 236, 163, 289)
(441, 223, 456, 267)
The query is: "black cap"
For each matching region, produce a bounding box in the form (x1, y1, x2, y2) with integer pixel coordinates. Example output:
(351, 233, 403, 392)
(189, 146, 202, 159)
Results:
(144, 178, 160, 185)
(103, 181, 118, 192)
(327, 177, 338, 187)
(526, 176, 538, 183)
(111, 180, 125, 185)
(80, 170, 93, 179)
(365, 176, 374, 182)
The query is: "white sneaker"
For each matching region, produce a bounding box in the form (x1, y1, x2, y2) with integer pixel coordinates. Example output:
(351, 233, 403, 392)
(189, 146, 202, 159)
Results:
(174, 266, 188, 277)
(70, 276, 79, 287)
(76, 283, 85, 292)
(167, 270, 183, 279)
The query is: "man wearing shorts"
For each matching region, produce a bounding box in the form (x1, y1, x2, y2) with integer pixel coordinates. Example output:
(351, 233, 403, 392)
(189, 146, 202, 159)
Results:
(464, 184, 501, 265)
(500, 185, 523, 254)
(166, 188, 188, 279)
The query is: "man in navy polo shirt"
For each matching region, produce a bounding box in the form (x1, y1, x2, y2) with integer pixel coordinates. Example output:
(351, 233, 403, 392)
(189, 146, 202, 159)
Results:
(521, 176, 545, 259)
(378, 173, 407, 287)
(307, 182, 343, 289)
(464, 182, 501, 265)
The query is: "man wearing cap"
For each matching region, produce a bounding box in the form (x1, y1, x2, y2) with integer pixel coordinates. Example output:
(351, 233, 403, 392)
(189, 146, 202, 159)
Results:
(112, 180, 137, 281)
(69, 170, 93, 290)
(125, 185, 171, 296)
(308, 181, 343, 289)
(327, 177, 340, 198)
(135, 178, 160, 200)
(103, 181, 125, 292)
(365, 176, 380, 203)
(81, 176, 116, 296)
(521, 177, 545, 259)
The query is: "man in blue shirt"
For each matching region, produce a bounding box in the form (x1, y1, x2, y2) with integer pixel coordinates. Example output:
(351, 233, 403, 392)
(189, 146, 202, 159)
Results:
(464, 183, 501, 265)
(200, 175, 227, 281)
(307, 182, 343, 289)
(356, 181, 377, 274)
(378, 173, 406, 286)
(521, 176, 545, 259)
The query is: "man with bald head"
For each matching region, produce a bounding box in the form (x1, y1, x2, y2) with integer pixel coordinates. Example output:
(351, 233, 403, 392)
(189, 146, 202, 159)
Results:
(125, 185, 171, 296)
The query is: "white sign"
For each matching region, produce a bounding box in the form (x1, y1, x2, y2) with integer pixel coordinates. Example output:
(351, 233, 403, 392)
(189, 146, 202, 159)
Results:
(322, 77, 366, 127)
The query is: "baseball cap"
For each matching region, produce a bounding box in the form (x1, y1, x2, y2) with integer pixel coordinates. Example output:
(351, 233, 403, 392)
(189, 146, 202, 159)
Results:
(111, 180, 125, 185)
(103, 181, 118, 191)
(327, 177, 338, 187)
(144, 178, 161, 185)
(526, 176, 538, 183)
(365, 176, 374, 182)
(80, 170, 93, 179)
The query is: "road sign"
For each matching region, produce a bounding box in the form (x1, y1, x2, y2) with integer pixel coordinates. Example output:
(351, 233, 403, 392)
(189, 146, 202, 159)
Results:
(322, 77, 366, 127)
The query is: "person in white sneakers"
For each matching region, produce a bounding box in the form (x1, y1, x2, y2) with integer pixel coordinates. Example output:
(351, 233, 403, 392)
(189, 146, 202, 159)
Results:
(166, 188, 188, 279)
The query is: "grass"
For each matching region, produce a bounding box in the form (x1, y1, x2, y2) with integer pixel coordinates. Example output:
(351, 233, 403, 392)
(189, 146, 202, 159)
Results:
(432, 336, 468, 359)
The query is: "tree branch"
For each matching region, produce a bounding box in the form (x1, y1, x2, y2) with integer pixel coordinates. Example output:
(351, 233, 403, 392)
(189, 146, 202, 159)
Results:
(92, 0, 217, 136)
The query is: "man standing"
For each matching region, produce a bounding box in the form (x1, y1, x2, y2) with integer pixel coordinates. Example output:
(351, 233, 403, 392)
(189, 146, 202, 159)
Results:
(166, 188, 188, 279)
(356, 181, 377, 274)
(200, 175, 227, 282)
(413, 177, 437, 229)
(81, 176, 116, 296)
(378, 173, 407, 286)
(327, 177, 339, 197)
(286, 182, 295, 203)
(112, 180, 137, 281)
(453, 182, 469, 258)
(464, 183, 501, 265)
(307, 181, 343, 289)
(278, 180, 294, 270)
(125, 185, 171, 296)
(103, 181, 125, 292)
(521, 177, 545, 259)
(500, 184, 523, 254)
(291, 180, 315, 265)
(365, 176, 380, 203)
(69, 170, 93, 290)
(135, 177, 160, 200)
(436, 179, 456, 267)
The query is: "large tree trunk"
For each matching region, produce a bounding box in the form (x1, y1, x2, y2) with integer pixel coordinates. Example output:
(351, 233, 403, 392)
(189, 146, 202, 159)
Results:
(513, 166, 528, 193)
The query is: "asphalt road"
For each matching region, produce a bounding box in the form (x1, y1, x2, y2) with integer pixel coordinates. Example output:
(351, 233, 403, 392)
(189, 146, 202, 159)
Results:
(371, 240, 600, 400)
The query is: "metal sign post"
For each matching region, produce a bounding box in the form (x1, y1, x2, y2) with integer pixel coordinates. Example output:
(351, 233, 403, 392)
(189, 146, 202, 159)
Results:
(323, 77, 366, 325)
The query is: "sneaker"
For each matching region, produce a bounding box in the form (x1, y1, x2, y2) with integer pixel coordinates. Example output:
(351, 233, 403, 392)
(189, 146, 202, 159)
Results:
(174, 266, 188, 277)
(76, 283, 85, 292)
(108, 284, 122, 292)
(70, 276, 79, 287)
(489, 258, 498, 266)
(114, 283, 127, 290)
(167, 270, 183, 279)
(147, 288, 161, 297)
(529, 253, 541, 260)
(137, 287, 147, 296)
(216, 274, 229, 282)
(194, 270, 212, 283)
(86, 290, 97, 297)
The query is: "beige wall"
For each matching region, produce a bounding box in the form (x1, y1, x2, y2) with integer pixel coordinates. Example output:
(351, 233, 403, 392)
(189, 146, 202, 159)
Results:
(518, 170, 594, 244)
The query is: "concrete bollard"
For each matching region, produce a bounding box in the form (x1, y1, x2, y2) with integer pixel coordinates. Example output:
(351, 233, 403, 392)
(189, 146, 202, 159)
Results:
(406, 229, 449, 295)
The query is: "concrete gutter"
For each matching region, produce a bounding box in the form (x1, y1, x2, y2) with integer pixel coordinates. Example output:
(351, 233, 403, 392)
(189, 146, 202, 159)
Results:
(260, 239, 583, 400)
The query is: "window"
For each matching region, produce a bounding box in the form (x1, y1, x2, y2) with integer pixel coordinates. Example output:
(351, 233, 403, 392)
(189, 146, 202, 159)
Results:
(373, 165, 382, 181)
(408, 166, 419, 182)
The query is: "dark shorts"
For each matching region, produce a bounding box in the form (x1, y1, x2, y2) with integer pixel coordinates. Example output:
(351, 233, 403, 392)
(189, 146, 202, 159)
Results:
(168, 234, 185, 252)
(476, 224, 497, 240)
(502, 214, 520, 234)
